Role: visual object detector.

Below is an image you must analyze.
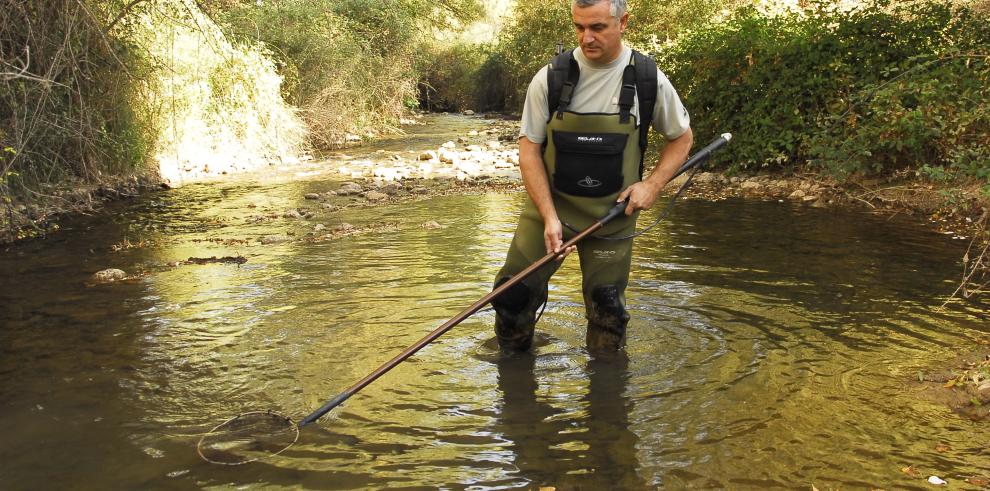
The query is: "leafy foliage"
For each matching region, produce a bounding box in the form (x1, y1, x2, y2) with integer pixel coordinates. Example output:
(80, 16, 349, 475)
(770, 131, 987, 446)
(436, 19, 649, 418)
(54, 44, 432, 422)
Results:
(0, 1, 153, 194)
(217, 0, 482, 147)
(657, 0, 990, 180)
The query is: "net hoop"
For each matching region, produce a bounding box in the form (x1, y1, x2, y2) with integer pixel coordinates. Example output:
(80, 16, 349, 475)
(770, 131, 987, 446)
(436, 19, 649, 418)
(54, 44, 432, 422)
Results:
(197, 410, 300, 465)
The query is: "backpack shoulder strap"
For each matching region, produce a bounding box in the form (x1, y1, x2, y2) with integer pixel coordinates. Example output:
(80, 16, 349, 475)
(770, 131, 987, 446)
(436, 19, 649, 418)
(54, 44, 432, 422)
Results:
(546, 48, 579, 121)
(632, 50, 658, 172)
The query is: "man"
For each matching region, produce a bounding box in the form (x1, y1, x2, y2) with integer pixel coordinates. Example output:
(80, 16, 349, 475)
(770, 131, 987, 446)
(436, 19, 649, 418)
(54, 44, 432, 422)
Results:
(492, 0, 693, 352)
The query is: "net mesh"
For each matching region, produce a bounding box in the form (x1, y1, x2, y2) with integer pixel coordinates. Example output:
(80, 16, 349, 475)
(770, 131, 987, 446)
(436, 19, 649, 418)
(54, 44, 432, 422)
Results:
(197, 411, 300, 465)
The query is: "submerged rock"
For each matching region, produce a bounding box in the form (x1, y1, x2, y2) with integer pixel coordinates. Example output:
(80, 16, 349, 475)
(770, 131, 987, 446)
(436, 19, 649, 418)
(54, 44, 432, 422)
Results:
(260, 235, 291, 245)
(364, 190, 388, 201)
(92, 268, 126, 283)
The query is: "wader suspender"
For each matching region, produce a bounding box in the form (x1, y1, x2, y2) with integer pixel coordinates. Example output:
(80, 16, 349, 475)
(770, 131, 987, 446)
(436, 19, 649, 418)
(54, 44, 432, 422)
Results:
(546, 48, 658, 175)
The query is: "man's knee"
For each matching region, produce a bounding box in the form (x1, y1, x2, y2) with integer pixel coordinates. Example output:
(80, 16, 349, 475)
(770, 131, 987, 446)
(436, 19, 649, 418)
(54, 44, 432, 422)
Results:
(587, 285, 630, 331)
(586, 285, 630, 351)
(492, 277, 531, 315)
(493, 277, 542, 351)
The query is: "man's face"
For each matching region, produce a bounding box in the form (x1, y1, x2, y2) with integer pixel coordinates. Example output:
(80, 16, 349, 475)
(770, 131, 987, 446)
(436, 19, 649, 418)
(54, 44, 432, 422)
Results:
(573, 1, 628, 64)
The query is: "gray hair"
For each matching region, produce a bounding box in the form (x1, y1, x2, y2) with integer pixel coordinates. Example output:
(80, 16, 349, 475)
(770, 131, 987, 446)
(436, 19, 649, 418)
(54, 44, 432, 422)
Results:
(573, 0, 627, 18)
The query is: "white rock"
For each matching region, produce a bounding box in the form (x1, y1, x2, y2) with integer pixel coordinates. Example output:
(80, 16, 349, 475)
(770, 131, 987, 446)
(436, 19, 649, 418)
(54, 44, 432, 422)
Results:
(927, 476, 947, 486)
(454, 160, 482, 176)
(373, 167, 401, 181)
(92, 269, 126, 283)
(418, 162, 434, 177)
(439, 149, 460, 164)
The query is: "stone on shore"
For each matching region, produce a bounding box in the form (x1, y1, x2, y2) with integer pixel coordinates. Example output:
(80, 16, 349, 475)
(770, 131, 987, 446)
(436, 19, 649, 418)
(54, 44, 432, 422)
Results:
(337, 182, 363, 195)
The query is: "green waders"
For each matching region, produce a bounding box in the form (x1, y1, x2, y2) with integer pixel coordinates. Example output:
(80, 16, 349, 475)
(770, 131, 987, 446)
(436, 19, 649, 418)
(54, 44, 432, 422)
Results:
(494, 107, 643, 352)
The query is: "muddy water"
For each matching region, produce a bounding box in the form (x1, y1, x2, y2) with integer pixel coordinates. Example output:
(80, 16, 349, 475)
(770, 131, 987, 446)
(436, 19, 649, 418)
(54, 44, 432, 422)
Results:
(1, 117, 988, 489)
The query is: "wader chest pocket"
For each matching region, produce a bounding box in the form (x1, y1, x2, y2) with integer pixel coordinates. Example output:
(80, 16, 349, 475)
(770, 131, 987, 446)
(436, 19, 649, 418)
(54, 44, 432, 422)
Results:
(552, 131, 628, 197)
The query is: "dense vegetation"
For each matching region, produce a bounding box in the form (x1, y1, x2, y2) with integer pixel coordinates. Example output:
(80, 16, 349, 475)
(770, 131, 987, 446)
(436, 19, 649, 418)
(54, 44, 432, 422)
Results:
(444, 0, 988, 189)
(213, 0, 482, 147)
(659, 1, 989, 182)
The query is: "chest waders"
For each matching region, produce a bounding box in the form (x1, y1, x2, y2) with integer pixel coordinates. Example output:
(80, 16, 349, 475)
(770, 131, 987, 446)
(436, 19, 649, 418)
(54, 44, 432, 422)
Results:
(494, 55, 645, 352)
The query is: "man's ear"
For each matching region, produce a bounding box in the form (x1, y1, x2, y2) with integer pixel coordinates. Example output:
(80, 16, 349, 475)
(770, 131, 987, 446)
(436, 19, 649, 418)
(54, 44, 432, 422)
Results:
(619, 12, 629, 33)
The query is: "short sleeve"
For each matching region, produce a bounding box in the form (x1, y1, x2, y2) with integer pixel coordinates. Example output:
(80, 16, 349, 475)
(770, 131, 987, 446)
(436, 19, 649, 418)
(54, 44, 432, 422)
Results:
(652, 69, 691, 140)
(519, 65, 551, 144)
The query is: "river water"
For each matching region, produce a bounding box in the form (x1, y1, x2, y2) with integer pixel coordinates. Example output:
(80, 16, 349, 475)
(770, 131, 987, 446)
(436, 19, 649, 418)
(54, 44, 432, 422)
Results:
(1, 116, 987, 489)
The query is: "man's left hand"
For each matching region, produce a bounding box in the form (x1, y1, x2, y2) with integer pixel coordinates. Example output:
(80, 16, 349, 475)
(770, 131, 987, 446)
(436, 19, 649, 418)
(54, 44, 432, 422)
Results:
(616, 180, 662, 216)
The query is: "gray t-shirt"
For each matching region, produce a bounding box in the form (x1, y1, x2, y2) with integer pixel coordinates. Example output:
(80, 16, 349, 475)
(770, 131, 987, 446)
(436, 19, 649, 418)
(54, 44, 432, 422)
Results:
(519, 45, 690, 144)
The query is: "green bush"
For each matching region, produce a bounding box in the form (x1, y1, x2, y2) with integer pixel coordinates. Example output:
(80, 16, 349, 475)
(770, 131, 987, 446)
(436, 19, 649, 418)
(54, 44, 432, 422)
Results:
(488, 0, 571, 112)
(0, 1, 154, 197)
(657, 0, 989, 180)
(417, 43, 492, 112)
(809, 52, 989, 178)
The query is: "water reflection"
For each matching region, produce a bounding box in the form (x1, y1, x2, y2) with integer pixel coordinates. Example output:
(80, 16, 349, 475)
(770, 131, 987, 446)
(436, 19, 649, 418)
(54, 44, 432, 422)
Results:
(495, 352, 646, 489)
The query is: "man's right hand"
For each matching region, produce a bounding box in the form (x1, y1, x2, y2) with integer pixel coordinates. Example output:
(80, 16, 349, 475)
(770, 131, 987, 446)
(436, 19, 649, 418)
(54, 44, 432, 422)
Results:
(544, 218, 576, 260)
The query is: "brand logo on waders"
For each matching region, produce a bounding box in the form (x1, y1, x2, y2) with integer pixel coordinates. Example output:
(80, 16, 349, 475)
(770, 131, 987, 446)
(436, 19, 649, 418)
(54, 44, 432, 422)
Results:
(577, 176, 601, 188)
(577, 136, 604, 143)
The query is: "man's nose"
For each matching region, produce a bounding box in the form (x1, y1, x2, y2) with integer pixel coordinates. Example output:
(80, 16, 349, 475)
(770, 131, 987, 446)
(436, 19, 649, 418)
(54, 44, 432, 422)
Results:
(581, 31, 595, 44)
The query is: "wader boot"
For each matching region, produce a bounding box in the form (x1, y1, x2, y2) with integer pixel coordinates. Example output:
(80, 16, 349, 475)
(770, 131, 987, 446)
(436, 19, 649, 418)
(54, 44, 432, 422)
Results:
(585, 285, 631, 352)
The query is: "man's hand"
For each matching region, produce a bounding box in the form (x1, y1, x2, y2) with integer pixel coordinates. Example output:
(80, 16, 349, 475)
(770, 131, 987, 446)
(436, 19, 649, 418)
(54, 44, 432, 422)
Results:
(544, 217, 576, 260)
(616, 180, 662, 216)
(618, 128, 694, 216)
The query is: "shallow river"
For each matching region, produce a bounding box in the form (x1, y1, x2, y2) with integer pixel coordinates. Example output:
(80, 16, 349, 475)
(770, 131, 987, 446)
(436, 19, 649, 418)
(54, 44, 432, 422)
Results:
(1, 116, 988, 489)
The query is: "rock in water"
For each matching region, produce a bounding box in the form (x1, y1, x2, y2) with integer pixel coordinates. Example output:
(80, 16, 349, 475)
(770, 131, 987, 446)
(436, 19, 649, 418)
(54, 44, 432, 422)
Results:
(364, 190, 388, 201)
(260, 235, 291, 245)
(337, 182, 363, 196)
(92, 269, 126, 283)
